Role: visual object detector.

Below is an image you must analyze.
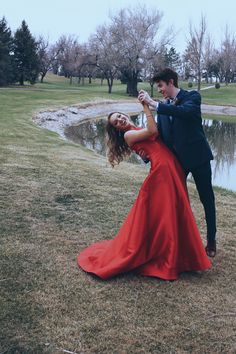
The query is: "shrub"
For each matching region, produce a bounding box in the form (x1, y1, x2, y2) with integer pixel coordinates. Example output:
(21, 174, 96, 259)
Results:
(215, 82, 220, 89)
(188, 82, 193, 88)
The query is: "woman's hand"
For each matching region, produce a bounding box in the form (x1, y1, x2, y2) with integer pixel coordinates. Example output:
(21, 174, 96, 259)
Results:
(138, 96, 145, 106)
(142, 102, 149, 109)
(142, 102, 152, 116)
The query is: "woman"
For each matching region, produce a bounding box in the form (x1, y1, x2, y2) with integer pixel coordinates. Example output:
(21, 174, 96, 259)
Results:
(77, 103, 211, 280)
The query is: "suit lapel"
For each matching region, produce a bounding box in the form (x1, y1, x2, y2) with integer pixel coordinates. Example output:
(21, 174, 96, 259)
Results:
(158, 89, 186, 133)
(169, 89, 185, 124)
(175, 88, 185, 104)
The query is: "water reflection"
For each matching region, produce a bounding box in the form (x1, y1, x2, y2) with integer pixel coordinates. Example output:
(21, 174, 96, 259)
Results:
(64, 114, 236, 191)
(203, 119, 236, 191)
(203, 119, 236, 172)
(64, 117, 143, 165)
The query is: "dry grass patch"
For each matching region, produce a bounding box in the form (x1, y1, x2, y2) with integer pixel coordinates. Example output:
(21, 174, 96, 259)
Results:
(1, 139, 236, 354)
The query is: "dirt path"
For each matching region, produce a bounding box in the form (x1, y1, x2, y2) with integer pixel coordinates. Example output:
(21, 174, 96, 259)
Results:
(33, 99, 236, 139)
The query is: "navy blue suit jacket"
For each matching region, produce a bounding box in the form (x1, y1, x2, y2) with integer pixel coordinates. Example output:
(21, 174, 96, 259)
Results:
(157, 88, 213, 170)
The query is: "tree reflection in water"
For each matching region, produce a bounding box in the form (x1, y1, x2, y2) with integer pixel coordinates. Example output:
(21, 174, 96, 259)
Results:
(64, 115, 236, 191)
(202, 119, 236, 178)
(64, 116, 143, 164)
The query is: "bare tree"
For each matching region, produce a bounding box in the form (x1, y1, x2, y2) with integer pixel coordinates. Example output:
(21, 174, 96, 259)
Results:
(75, 43, 98, 85)
(184, 14, 207, 90)
(141, 25, 176, 96)
(54, 36, 97, 85)
(55, 35, 81, 83)
(37, 36, 62, 82)
(37, 36, 50, 82)
(220, 26, 236, 85)
(89, 25, 119, 93)
(108, 6, 166, 96)
(202, 35, 215, 83)
(142, 46, 166, 97)
(206, 28, 236, 85)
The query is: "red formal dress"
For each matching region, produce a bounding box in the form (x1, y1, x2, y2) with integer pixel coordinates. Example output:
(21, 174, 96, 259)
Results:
(77, 130, 211, 280)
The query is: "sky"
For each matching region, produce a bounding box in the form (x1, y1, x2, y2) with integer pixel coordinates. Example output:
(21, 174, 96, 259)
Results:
(1, 0, 236, 54)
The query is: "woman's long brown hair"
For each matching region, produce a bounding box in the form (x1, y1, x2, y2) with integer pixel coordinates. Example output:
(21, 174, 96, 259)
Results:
(106, 112, 132, 167)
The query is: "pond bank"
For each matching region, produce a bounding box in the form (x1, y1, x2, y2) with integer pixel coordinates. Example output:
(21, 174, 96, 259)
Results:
(33, 99, 236, 139)
(33, 100, 141, 138)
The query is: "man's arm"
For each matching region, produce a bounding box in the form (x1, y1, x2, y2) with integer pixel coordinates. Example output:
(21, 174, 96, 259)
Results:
(139, 149, 150, 164)
(138, 90, 201, 120)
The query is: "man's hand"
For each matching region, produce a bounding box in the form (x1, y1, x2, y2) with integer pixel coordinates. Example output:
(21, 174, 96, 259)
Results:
(138, 149, 149, 163)
(138, 90, 157, 110)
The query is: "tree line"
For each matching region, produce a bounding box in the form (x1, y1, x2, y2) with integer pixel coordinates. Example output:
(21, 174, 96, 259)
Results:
(0, 7, 236, 96)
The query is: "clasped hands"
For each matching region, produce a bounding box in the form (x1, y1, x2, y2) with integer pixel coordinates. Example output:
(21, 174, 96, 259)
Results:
(138, 90, 158, 109)
(137, 90, 157, 162)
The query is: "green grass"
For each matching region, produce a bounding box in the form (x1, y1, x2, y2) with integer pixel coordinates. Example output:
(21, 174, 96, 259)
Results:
(3, 74, 236, 108)
(0, 74, 236, 353)
(200, 84, 236, 106)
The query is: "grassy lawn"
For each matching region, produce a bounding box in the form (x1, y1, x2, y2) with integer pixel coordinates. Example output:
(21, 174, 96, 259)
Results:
(0, 74, 236, 354)
(200, 84, 236, 106)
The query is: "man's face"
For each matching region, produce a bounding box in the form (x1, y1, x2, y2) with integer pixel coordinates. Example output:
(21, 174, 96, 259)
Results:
(156, 80, 174, 99)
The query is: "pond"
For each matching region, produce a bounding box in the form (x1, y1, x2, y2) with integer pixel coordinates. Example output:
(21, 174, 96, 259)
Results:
(64, 113, 236, 192)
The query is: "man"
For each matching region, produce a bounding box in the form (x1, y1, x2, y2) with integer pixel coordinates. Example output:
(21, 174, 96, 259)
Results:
(138, 68, 216, 257)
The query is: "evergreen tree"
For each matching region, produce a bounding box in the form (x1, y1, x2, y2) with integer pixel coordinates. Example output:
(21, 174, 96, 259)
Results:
(164, 47, 181, 71)
(13, 20, 40, 85)
(0, 17, 14, 86)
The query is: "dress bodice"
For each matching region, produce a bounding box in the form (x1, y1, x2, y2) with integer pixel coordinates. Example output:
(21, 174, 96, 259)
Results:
(130, 128, 170, 167)
(131, 133, 159, 154)
(129, 126, 158, 154)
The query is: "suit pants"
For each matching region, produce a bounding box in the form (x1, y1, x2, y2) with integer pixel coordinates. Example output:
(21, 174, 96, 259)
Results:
(185, 161, 216, 243)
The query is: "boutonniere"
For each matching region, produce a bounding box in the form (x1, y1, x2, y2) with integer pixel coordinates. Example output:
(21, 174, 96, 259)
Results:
(173, 98, 180, 105)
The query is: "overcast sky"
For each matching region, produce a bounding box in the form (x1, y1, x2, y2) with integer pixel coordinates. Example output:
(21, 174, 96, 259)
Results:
(1, 0, 236, 53)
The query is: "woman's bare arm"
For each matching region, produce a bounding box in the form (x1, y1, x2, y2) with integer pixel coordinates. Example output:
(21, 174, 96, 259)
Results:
(124, 104, 157, 146)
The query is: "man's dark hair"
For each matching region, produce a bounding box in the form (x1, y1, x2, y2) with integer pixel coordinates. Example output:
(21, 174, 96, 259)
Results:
(152, 68, 178, 88)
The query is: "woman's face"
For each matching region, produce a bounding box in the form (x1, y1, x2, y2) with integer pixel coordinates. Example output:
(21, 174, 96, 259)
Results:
(109, 112, 132, 131)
